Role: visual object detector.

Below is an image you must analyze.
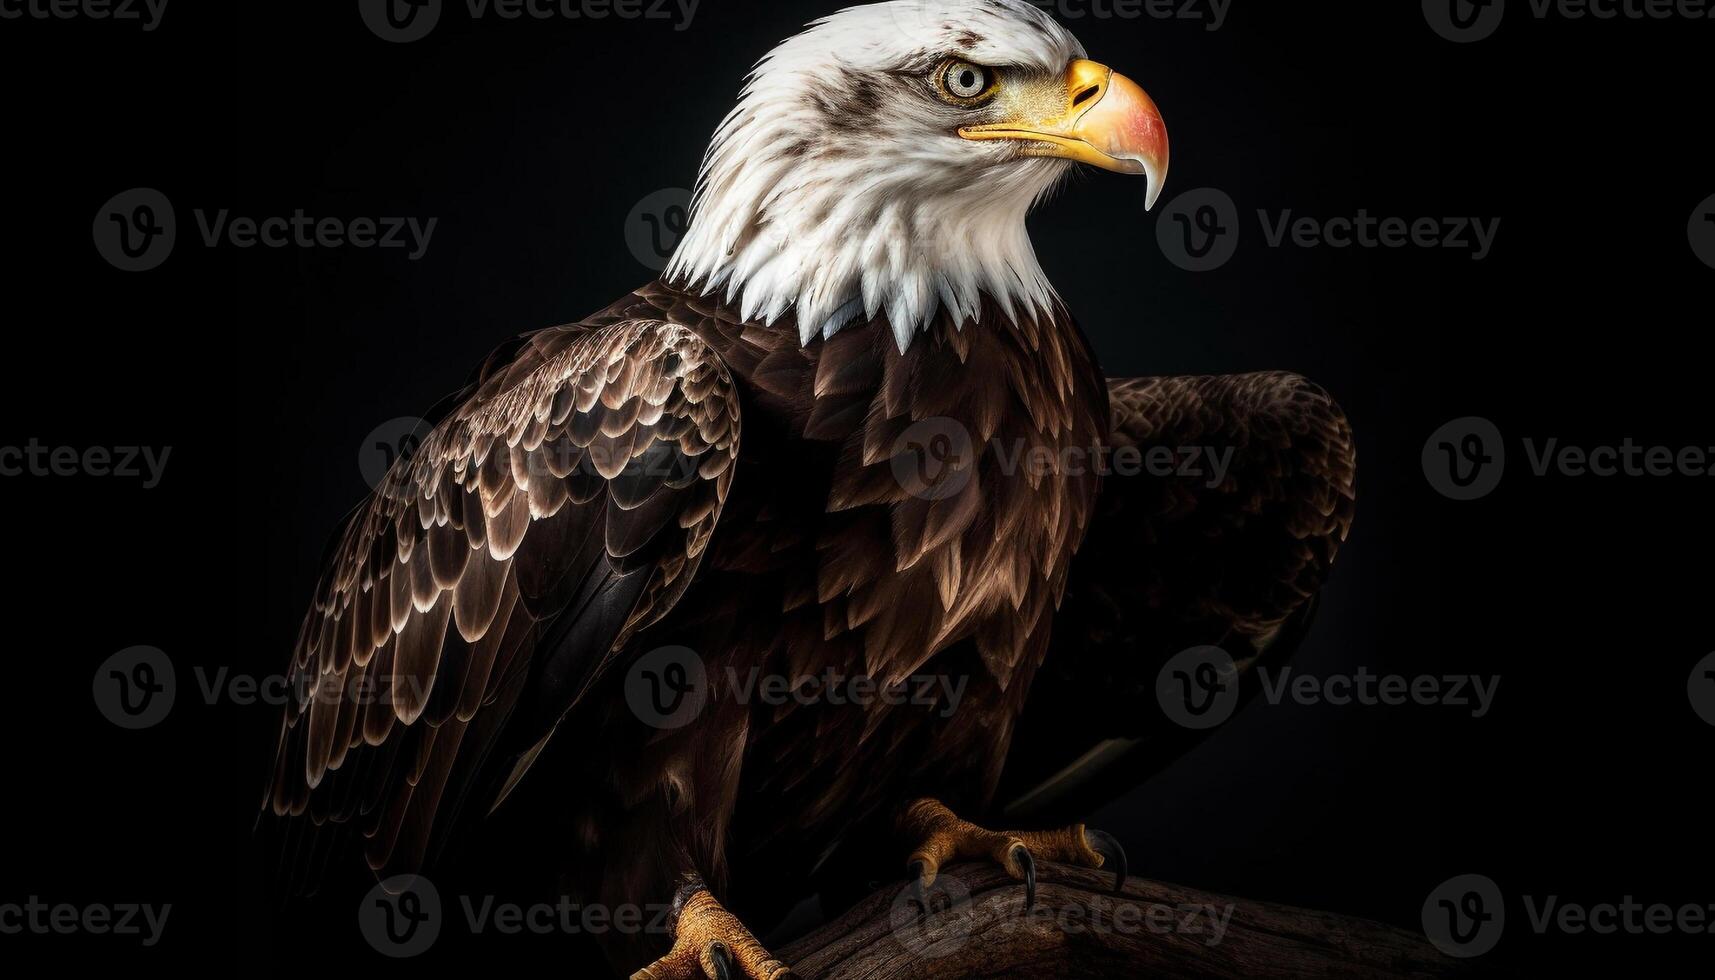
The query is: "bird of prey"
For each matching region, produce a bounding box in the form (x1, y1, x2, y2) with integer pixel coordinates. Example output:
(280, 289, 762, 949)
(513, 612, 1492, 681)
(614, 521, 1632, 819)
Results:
(260, 2, 1356, 977)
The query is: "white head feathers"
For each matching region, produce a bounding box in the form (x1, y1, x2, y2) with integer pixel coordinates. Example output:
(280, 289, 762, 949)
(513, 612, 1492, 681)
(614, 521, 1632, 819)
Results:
(663, 0, 1086, 353)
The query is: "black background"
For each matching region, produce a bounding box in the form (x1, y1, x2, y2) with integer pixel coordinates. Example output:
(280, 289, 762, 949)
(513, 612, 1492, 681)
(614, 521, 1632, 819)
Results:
(1, 0, 1709, 973)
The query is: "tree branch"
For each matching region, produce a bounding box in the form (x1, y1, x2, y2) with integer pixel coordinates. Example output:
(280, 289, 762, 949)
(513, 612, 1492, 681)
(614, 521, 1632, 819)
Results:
(779, 863, 1458, 978)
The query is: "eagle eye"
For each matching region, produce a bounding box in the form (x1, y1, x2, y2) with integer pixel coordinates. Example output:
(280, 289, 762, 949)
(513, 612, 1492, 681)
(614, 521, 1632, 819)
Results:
(935, 59, 998, 106)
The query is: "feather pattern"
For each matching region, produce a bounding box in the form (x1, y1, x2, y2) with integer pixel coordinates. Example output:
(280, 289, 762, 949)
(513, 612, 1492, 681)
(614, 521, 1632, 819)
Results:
(997, 371, 1359, 825)
(262, 318, 740, 882)
(541, 281, 1104, 961)
(665, 0, 1085, 352)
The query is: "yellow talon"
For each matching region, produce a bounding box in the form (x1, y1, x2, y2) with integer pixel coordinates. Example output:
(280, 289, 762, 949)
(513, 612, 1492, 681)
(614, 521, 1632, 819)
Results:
(631, 889, 796, 980)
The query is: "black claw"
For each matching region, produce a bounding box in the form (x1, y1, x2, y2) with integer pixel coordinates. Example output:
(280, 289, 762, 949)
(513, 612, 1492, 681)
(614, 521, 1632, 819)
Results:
(905, 860, 928, 916)
(1086, 828, 1128, 894)
(1011, 844, 1037, 911)
(708, 941, 733, 980)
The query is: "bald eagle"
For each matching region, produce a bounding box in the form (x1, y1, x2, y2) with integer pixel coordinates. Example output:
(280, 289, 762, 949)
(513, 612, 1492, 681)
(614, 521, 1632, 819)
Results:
(260, 2, 1355, 977)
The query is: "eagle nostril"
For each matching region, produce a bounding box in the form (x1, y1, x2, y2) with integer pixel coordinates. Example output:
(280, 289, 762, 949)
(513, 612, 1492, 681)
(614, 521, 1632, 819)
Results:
(1071, 85, 1101, 110)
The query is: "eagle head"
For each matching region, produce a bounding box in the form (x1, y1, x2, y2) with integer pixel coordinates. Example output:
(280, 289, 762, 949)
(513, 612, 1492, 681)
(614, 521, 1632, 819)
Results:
(665, 0, 1169, 352)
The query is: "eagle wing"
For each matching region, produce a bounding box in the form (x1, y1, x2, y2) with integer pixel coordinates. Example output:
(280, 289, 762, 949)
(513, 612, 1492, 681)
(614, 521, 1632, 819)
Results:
(261, 318, 739, 887)
(999, 371, 1357, 823)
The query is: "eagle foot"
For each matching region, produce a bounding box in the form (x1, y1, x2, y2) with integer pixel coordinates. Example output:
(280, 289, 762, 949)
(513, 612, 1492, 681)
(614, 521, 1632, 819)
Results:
(630, 888, 797, 980)
(898, 797, 1127, 911)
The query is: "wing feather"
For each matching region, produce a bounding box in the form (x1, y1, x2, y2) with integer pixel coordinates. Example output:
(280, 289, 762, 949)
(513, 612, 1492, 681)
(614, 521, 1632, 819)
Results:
(1001, 371, 1357, 825)
(261, 318, 740, 891)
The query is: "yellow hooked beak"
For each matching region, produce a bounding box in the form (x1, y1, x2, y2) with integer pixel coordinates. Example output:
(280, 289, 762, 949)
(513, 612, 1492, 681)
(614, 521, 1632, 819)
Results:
(959, 59, 1170, 210)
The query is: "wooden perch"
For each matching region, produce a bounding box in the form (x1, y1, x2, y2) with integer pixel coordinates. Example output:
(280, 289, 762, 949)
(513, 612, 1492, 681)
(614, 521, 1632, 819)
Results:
(778, 863, 1459, 978)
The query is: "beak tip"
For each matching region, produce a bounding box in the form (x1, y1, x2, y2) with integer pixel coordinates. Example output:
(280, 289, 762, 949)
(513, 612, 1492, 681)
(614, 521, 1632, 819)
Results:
(1143, 165, 1166, 212)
